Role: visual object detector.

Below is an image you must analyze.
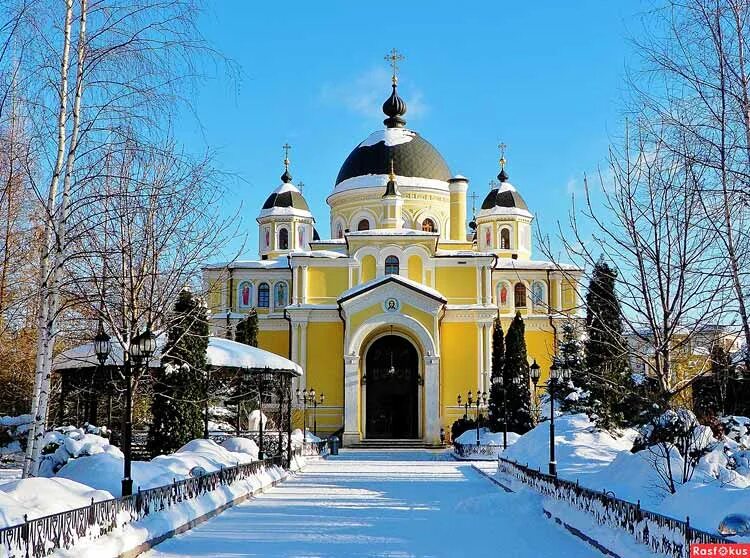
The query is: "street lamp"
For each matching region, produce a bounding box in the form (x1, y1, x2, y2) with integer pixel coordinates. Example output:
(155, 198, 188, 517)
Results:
(257, 371, 276, 460)
(530, 357, 570, 476)
(122, 326, 156, 497)
(491, 374, 508, 450)
(456, 392, 470, 419)
(297, 388, 324, 438)
(457, 390, 487, 445)
(94, 321, 111, 429)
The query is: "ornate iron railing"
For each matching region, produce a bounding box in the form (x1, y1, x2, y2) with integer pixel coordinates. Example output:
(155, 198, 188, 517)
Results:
(0, 456, 282, 558)
(453, 442, 502, 460)
(497, 457, 731, 558)
(302, 440, 329, 457)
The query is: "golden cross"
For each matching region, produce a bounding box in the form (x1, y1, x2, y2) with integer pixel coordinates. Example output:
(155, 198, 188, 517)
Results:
(282, 142, 292, 168)
(384, 48, 405, 84)
(469, 191, 479, 215)
(498, 142, 507, 169)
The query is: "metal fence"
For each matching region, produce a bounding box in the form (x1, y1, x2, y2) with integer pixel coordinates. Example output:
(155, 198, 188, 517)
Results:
(453, 442, 502, 460)
(497, 457, 731, 558)
(302, 440, 329, 457)
(0, 456, 282, 558)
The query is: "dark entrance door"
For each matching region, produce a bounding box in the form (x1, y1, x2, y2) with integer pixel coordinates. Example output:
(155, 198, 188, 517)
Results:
(365, 335, 419, 439)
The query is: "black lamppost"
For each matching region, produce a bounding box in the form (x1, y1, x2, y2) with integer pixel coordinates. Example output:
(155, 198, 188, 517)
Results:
(296, 387, 308, 440)
(122, 326, 156, 496)
(491, 373, 508, 450)
(457, 390, 487, 445)
(530, 357, 570, 476)
(296, 388, 325, 438)
(93, 321, 111, 428)
(256, 371, 276, 460)
(456, 392, 470, 419)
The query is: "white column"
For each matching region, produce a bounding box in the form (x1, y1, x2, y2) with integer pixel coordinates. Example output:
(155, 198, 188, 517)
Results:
(300, 266, 308, 304)
(292, 266, 299, 305)
(483, 323, 492, 392)
(343, 355, 361, 447)
(475, 267, 482, 304)
(476, 324, 483, 391)
(300, 321, 308, 372)
(483, 266, 492, 305)
(424, 355, 441, 445)
(552, 272, 563, 312)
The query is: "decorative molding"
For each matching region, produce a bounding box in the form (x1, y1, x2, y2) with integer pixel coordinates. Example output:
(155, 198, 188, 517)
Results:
(340, 281, 444, 317)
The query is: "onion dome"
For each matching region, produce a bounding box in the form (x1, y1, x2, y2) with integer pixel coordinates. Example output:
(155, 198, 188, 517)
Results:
(383, 82, 407, 128)
(479, 166, 532, 218)
(258, 148, 313, 220)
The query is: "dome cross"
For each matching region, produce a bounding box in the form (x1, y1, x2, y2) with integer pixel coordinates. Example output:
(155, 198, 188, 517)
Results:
(497, 141, 509, 182)
(281, 142, 293, 183)
(385, 48, 405, 85)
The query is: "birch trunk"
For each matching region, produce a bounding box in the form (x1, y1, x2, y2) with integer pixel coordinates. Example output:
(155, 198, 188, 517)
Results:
(23, 0, 74, 478)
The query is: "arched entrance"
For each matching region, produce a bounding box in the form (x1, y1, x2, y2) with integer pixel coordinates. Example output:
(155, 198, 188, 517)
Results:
(364, 335, 419, 439)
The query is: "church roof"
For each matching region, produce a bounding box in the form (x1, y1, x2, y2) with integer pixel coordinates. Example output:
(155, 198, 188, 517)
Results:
(335, 129, 451, 186)
(338, 274, 446, 305)
(478, 169, 532, 219)
(259, 182, 312, 219)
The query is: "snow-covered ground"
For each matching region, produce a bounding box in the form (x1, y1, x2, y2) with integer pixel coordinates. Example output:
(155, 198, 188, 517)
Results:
(145, 450, 607, 558)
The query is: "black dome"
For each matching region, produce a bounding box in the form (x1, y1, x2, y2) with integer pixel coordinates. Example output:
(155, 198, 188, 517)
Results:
(481, 187, 528, 211)
(262, 185, 310, 212)
(335, 131, 451, 185)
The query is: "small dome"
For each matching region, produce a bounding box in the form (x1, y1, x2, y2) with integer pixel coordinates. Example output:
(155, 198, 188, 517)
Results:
(480, 182, 528, 212)
(335, 128, 451, 186)
(259, 182, 312, 219)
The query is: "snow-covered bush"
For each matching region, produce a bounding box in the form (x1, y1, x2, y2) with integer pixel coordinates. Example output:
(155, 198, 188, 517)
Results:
(221, 437, 259, 459)
(38, 425, 121, 476)
(0, 414, 32, 453)
(633, 408, 716, 493)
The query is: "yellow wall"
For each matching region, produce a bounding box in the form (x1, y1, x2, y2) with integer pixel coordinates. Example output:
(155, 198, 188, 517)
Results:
(440, 322, 480, 430)
(435, 267, 477, 304)
(361, 255, 376, 283)
(257, 329, 289, 359)
(305, 322, 344, 434)
(307, 267, 349, 303)
(408, 255, 423, 283)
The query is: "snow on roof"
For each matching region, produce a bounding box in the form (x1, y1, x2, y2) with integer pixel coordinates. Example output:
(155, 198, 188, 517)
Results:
(435, 249, 495, 258)
(493, 258, 581, 271)
(271, 182, 301, 195)
(204, 259, 290, 270)
(346, 228, 439, 237)
(338, 274, 446, 303)
(358, 128, 416, 148)
(330, 174, 448, 196)
(498, 181, 517, 193)
(290, 250, 347, 259)
(53, 334, 302, 376)
(477, 205, 533, 219)
(310, 238, 347, 245)
(257, 205, 313, 219)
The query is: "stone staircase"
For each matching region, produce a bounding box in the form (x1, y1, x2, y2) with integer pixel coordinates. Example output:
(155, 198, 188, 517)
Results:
(346, 439, 443, 450)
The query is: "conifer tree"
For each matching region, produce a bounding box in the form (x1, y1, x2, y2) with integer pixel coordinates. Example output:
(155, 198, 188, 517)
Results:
(503, 312, 533, 433)
(235, 310, 259, 347)
(557, 320, 586, 412)
(148, 288, 208, 456)
(487, 318, 506, 432)
(584, 257, 637, 429)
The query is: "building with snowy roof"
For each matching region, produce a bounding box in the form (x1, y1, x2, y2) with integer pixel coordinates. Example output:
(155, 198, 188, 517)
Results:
(203, 57, 583, 447)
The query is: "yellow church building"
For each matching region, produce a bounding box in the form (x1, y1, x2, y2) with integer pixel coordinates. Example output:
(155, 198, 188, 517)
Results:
(203, 68, 582, 447)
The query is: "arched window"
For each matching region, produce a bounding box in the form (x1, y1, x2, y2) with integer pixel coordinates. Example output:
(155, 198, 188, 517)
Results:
(514, 282, 527, 308)
(258, 283, 270, 308)
(500, 228, 511, 249)
(357, 219, 370, 231)
(274, 282, 288, 308)
(238, 281, 253, 308)
(278, 228, 289, 250)
(422, 218, 436, 232)
(385, 255, 399, 275)
(336, 223, 344, 239)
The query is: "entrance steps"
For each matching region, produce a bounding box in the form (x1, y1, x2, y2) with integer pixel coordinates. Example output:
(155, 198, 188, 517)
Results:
(347, 439, 443, 450)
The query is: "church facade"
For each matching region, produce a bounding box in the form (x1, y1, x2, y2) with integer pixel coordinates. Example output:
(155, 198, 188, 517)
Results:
(203, 70, 582, 446)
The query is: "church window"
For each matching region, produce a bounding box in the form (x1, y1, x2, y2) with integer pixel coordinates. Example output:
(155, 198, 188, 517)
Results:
(278, 228, 289, 250)
(357, 219, 370, 231)
(258, 283, 270, 307)
(385, 255, 399, 275)
(422, 218, 436, 233)
(238, 282, 253, 308)
(532, 282, 545, 307)
(336, 223, 343, 239)
(500, 228, 511, 249)
(274, 282, 288, 308)
(514, 282, 527, 308)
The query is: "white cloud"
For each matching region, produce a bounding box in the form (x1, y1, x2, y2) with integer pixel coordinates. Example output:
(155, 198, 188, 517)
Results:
(319, 66, 428, 121)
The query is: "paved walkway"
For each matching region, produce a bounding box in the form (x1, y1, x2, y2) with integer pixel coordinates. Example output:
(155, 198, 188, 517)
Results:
(147, 450, 602, 557)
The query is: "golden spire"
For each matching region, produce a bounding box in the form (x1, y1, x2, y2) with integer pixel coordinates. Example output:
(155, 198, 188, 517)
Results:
(283, 142, 292, 170)
(498, 142, 507, 170)
(385, 48, 405, 85)
(389, 157, 396, 182)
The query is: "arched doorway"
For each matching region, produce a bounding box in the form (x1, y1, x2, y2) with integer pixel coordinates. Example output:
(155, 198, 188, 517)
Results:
(364, 335, 419, 439)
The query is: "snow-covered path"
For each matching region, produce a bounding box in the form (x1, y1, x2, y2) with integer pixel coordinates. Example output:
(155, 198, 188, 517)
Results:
(146, 450, 602, 557)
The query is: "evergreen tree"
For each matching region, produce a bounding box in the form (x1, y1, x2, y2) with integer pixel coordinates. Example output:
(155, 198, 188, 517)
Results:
(487, 318, 506, 432)
(584, 257, 638, 429)
(148, 288, 208, 456)
(694, 343, 733, 418)
(557, 320, 586, 413)
(503, 312, 533, 433)
(235, 310, 259, 347)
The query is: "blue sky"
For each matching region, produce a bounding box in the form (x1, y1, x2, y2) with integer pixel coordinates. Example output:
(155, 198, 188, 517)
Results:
(180, 1, 645, 260)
